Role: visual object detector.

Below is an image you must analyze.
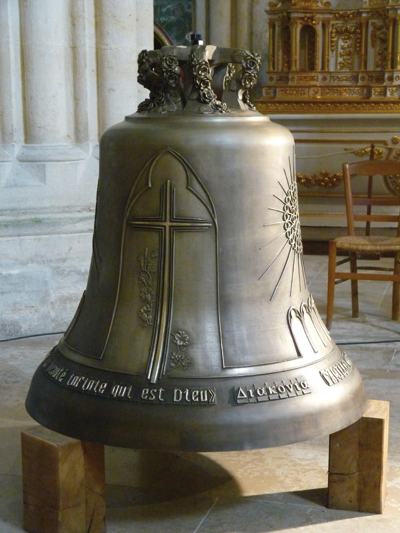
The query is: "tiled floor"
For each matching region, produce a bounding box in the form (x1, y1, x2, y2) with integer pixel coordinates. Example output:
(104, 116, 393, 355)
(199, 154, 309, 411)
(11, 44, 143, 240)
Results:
(1, 254, 400, 532)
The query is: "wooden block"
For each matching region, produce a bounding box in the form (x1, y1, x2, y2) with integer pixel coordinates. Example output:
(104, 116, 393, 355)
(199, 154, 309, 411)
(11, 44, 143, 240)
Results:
(328, 399, 390, 514)
(21, 426, 105, 533)
(82, 441, 106, 533)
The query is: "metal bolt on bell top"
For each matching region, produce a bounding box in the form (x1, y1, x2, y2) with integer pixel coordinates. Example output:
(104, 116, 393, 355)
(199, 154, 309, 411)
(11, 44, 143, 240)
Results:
(26, 44, 366, 451)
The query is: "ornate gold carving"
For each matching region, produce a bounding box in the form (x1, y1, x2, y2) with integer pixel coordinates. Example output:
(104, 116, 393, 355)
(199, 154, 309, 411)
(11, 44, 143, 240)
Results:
(265, 1, 400, 108)
(297, 171, 343, 188)
(300, 14, 317, 26)
(329, 75, 358, 83)
(392, 136, 400, 145)
(370, 8, 389, 19)
(371, 21, 388, 48)
(297, 75, 319, 82)
(321, 87, 365, 97)
(278, 87, 308, 96)
(282, 25, 292, 71)
(347, 146, 383, 159)
(278, 13, 290, 24)
(339, 34, 355, 70)
(331, 22, 361, 55)
(333, 12, 358, 21)
(255, 100, 400, 114)
(371, 22, 389, 70)
(269, 0, 331, 9)
(386, 175, 400, 195)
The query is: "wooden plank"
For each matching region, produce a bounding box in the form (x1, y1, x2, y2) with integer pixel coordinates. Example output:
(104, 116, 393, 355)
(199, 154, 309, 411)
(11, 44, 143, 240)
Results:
(328, 399, 390, 514)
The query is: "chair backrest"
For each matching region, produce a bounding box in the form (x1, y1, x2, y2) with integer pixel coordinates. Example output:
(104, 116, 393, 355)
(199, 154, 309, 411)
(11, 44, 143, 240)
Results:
(342, 159, 400, 237)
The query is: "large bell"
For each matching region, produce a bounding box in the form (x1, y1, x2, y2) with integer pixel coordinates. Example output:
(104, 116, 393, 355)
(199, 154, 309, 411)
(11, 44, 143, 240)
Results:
(26, 44, 366, 451)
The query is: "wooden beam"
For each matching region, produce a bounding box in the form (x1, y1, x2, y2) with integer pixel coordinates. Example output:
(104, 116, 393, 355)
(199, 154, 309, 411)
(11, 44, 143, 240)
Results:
(328, 399, 390, 514)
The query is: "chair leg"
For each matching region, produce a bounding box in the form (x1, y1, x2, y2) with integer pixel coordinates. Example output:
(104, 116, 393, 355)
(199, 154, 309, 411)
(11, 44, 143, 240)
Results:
(350, 252, 359, 318)
(326, 240, 337, 330)
(392, 253, 400, 320)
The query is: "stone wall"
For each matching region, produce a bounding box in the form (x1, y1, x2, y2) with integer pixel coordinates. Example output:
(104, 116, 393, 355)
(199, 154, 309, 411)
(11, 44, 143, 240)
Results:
(0, 0, 153, 339)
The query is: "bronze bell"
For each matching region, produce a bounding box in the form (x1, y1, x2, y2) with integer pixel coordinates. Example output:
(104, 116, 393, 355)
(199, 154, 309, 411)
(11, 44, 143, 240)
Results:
(26, 44, 366, 451)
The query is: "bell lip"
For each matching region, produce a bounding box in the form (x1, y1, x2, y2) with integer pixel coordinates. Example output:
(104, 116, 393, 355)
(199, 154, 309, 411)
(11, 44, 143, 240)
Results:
(25, 347, 368, 453)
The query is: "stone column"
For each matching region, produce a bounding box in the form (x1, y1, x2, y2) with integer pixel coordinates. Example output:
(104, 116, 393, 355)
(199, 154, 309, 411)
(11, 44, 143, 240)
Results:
(0, 0, 154, 340)
(209, 0, 232, 48)
(0, 0, 22, 177)
(193, 0, 208, 44)
(19, 0, 75, 147)
(96, 0, 143, 135)
(70, 0, 98, 145)
(235, 0, 253, 50)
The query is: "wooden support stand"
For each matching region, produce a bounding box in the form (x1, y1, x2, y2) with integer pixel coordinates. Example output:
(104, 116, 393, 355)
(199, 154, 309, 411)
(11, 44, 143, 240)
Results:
(21, 426, 106, 533)
(20, 400, 389, 531)
(328, 399, 390, 514)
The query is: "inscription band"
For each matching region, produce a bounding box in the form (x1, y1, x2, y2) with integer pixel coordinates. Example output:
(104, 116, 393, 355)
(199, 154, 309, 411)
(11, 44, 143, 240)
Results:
(41, 351, 216, 406)
(320, 351, 353, 386)
(234, 378, 311, 404)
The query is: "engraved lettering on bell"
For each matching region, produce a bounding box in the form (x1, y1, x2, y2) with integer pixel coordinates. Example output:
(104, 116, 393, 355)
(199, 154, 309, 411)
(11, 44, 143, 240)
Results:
(234, 378, 311, 405)
(320, 351, 353, 386)
(259, 154, 306, 299)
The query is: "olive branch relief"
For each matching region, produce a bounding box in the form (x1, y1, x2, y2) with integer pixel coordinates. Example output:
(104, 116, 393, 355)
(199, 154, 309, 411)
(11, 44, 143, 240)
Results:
(137, 247, 158, 327)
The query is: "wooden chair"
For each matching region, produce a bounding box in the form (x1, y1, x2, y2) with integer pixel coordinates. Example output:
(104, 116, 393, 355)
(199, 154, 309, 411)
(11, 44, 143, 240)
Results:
(326, 159, 400, 330)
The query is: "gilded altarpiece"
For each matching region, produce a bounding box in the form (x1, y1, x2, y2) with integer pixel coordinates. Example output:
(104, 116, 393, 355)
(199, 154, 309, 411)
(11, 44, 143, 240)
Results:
(256, 0, 400, 228)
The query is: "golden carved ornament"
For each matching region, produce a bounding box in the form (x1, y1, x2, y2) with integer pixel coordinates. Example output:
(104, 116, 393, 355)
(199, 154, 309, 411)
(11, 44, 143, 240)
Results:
(300, 14, 318, 26)
(386, 175, 400, 195)
(297, 170, 343, 188)
(346, 146, 384, 159)
(269, 0, 331, 9)
(384, 148, 400, 194)
(371, 9, 389, 20)
(333, 12, 358, 21)
(255, 100, 400, 113)
(329, 75, 358, 83)
(371, 22, 388, 48)
(331, 22, 361, 53)
(278, 12, 290, 24)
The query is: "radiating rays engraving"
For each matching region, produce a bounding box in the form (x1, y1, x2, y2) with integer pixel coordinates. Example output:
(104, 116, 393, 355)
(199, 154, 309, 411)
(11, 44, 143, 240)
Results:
(259, 155, 307, 299)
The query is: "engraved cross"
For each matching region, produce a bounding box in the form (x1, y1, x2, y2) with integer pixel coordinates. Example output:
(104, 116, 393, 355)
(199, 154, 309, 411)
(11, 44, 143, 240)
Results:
(129, 179, 212, 383)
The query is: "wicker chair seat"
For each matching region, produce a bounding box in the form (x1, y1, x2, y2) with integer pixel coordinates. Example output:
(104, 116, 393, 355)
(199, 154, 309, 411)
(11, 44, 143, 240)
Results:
(335, 235, 400, 253)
